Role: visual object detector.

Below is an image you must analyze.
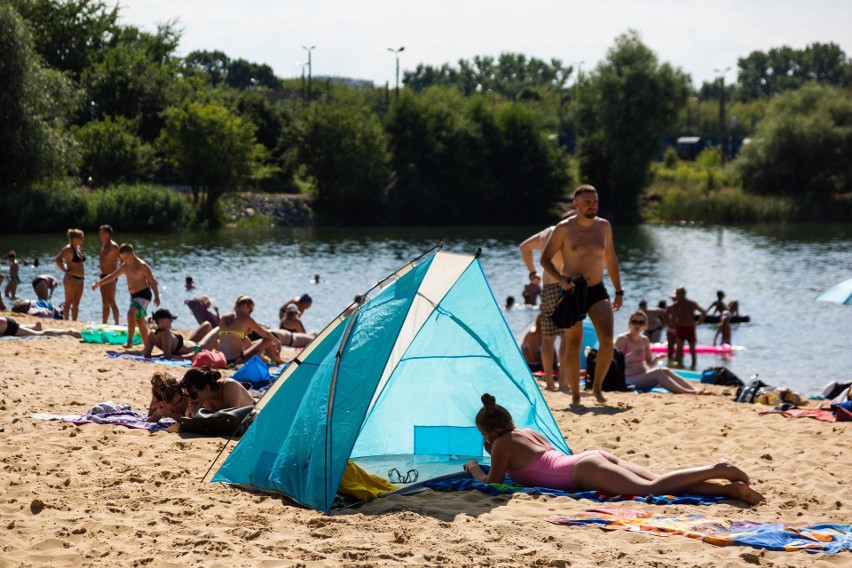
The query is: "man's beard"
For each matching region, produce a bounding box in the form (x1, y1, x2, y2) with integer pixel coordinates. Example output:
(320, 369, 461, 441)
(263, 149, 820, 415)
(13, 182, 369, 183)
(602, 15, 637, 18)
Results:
(583, 211, 596, 219)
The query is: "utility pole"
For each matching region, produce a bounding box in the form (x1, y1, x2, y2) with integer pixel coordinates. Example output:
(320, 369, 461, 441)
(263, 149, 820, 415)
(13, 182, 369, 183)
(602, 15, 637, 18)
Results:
(387, 46, 405, 101)
(714, 67, 731, 164)
(303, 45, 315, 101)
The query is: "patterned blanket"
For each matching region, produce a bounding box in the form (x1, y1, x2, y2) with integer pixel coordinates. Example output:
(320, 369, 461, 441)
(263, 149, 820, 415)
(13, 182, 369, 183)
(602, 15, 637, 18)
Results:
(548, 506, 852, 553)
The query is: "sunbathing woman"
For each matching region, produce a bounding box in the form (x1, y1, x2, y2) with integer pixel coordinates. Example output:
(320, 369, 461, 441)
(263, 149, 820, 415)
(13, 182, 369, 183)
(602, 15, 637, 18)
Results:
(0, 316, 80, 338)
(214, 295, 283, 365)
(463, 393, 764, 505)
(180, 367, 255, 417)
(614, 311, 705, 394)
(279, 303, 307, 334)
(54, 228, 86, 321)
(146, 371, 189, 421)
(143, 308, 214, 359)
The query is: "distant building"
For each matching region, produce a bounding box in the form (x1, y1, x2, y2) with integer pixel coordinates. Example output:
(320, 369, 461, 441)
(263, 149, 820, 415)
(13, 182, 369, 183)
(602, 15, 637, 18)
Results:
(675, 136, 706, 160)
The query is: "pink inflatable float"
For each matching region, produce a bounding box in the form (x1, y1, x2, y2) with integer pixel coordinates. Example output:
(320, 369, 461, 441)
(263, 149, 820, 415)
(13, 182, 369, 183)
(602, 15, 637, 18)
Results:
(649, 343, 742, 355)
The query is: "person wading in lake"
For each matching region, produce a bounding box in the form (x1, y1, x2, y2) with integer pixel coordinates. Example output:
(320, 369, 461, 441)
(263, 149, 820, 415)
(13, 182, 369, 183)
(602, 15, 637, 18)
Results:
(540, 185, 624, 406)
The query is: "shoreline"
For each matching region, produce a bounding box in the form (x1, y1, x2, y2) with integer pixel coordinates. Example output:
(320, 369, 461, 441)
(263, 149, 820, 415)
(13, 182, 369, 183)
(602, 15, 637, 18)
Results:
(1, 313, 849, 566)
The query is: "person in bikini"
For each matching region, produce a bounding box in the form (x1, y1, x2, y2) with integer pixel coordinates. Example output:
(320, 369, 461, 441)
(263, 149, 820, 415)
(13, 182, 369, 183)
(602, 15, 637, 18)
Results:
(4, 250, 20, 299)
(31, 274, 59, 301)
(97, 225, 121, 325)
(0, 316, 81, 338)
(614, 311, 705, 394)
(279, 303, 307, 334)
(180, 366, 255, 417)
(143, 308, 213, 359)
(462, 393, 763, 505)
(213, 295, 284, 365)
(540, 186, 624, 405)
(146, 371, 189, 422)
(91, 243, 160, 348)
(54, 229, 86, 321)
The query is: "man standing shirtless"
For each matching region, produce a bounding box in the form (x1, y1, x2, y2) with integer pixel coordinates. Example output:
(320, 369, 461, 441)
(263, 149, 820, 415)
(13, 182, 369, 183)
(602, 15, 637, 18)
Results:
(520, 225, 567, 391)
(541, 185, 624, 405)
(97, 225, 120, 324)
(91, 243, 160, 348)
(667, 286, 707, 370)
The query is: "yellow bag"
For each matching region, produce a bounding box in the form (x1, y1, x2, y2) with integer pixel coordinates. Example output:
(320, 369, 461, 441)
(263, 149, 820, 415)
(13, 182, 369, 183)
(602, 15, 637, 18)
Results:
(338, 460, 398, 501)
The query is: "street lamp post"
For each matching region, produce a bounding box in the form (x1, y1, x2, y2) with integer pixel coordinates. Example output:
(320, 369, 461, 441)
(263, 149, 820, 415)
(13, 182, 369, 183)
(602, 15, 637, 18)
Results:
(387, 46, 405, 100)
(714, 66, 731, 164)
(303, 45, 315, 100)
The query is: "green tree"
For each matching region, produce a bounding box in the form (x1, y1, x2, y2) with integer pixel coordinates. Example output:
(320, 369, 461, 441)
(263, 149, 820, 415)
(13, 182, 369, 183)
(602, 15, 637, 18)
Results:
(81, 22, 189, 141)
(735, 43, 851, 100)
(10, 0, 119, 77)
(0, 4, 79, 186)
(158, 101, 263, 221)
(735, 83, 852, 198)
(574, 31, 690, 222)
(487, 103, 570, 222)
(74, 116, 159, 186)
(294, 103, 391, 224)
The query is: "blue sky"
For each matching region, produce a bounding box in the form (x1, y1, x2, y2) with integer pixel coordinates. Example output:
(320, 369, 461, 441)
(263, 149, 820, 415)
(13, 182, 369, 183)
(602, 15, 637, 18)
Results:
(116, 0, 852, 87)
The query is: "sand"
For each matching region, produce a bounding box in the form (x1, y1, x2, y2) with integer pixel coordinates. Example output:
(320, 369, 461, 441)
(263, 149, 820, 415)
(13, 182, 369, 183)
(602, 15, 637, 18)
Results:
(1, 313, 849, 567)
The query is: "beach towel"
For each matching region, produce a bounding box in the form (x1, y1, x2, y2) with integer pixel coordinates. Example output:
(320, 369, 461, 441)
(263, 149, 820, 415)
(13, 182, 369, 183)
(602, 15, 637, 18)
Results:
(424, 473, 725, 506)
(31, 410, 175, 432)
(547, 506, 852, 553)
(106, 353, 192, 367)
(759, 408, 837, 422)
(338, 460, 399, 501)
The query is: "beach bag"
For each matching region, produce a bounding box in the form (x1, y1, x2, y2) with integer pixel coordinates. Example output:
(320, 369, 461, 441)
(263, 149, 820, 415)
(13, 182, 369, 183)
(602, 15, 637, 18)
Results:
(231, 355, 271, 386)
(584, 347, 629, 392)
(178, 406, 255, 436)
(191, 349, 227, 369)
(735, 378, 770, 403)
(700, 366, 744, 387)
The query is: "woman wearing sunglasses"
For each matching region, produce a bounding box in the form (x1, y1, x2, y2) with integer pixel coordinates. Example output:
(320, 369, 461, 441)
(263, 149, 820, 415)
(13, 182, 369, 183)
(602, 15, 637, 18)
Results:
(614, 311, 705, 394)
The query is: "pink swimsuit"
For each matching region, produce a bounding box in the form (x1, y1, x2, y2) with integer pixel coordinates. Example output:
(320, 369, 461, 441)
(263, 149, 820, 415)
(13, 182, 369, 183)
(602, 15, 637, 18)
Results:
(507, 430, 604, 491)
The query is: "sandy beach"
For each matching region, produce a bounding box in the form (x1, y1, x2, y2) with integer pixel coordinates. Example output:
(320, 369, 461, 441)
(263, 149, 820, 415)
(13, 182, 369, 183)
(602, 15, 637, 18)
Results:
(1, 313, 849, 567)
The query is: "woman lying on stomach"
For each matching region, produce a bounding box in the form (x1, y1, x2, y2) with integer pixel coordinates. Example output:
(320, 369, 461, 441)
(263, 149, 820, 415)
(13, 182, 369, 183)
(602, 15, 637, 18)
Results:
(462, 393, 763, 505)
(180, 367, 255, 417)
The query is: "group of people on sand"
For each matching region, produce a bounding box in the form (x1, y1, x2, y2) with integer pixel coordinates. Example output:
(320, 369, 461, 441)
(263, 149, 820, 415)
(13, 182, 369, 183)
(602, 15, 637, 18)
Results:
(146, 367, 255, 422)
(520, 188, 751, 401)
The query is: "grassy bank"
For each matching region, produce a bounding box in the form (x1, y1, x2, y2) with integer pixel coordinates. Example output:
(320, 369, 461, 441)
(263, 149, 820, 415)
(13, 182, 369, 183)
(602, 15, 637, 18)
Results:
(0, 181, 196, 233)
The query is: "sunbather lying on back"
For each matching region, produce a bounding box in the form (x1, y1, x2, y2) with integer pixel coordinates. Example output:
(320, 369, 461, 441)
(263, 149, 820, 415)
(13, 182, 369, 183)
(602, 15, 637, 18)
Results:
(0, 316, 80, 338)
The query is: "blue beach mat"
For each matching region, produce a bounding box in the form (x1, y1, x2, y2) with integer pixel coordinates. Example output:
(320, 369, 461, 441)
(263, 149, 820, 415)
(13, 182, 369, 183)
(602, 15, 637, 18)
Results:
(548, 506, 852, 553)
(106, 353, 192, 367)
(424, 469, 725, 506)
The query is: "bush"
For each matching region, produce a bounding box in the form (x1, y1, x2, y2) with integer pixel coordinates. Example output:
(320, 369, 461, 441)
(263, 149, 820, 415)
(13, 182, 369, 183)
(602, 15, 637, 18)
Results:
(652, 186, 796, 223)
(0, 182, 194, 233)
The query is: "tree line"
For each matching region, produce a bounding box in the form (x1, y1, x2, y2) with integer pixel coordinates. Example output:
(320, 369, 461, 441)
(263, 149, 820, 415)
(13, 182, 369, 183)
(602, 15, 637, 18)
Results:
(1, 0, 850, 231)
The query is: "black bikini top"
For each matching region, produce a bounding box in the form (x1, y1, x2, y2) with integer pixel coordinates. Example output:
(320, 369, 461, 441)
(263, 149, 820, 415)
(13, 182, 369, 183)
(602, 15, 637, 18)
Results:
(71, 246, 85, 263)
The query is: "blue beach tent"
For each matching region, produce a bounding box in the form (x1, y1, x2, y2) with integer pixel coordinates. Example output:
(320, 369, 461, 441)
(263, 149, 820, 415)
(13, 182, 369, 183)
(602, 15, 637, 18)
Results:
(212, 249, 570, 511)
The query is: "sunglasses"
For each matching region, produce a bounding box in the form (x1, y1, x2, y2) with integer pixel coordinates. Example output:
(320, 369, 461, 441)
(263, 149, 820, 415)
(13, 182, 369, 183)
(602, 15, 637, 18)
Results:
(181, 386, 199, 400)
(630, 319, 647, 325)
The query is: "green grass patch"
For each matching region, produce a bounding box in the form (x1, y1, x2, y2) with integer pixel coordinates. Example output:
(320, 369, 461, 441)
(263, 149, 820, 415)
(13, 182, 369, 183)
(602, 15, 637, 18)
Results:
(0, 181, 196, 233)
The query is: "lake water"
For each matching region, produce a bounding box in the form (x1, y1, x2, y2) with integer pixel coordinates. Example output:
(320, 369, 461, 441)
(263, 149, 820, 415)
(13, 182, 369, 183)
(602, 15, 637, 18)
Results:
(2, 224, 849, 395)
